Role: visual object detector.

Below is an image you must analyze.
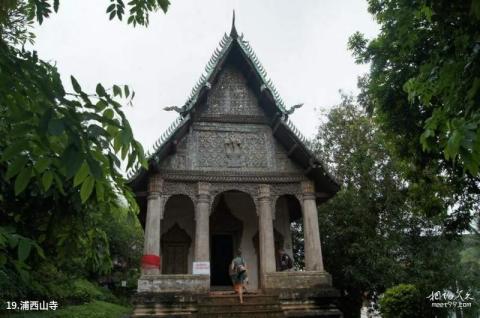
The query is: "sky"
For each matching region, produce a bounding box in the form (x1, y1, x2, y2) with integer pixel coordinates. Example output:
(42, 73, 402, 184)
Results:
(32, 0, 379, 155)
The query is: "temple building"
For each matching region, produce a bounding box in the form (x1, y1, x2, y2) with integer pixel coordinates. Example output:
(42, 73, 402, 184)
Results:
(128, 15, 342, 317)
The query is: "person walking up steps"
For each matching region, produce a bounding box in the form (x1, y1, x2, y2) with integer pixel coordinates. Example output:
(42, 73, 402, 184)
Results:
(229, 249, 247, 304)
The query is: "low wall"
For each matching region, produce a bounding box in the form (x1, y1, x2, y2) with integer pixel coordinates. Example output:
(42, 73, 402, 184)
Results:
(137, 274, 210, 293)
(264, 271, 332, 291)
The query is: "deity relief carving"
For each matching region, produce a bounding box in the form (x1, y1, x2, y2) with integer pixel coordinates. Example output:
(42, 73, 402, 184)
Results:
(196, 130, 269, 169)
(224, 136, 243, 167)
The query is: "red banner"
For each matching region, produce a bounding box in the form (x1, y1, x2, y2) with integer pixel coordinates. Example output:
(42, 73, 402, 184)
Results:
(141, 254, 161, 268)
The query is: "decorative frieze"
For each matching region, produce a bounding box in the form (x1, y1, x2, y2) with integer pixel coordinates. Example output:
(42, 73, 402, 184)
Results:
(160, 170, 306, 183)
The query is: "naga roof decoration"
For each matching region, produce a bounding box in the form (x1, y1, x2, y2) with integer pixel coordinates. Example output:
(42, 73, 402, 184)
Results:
(126, 15, 338, 190)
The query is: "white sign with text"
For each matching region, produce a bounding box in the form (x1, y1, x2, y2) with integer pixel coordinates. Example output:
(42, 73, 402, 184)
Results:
(193, 262, 210, 275)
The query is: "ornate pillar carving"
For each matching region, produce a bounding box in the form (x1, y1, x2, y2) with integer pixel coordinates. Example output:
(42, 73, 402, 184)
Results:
(142, 174, 163, 275)
(257, 184, 276, 288)
(194, 182, 211, 262)
(301, 180, 324, 271)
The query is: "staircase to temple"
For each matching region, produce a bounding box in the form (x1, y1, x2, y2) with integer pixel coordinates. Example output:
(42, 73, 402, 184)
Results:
(131, 292, 284, 317)
(197, 293, 284, 318)
(131, 291, 343, 317)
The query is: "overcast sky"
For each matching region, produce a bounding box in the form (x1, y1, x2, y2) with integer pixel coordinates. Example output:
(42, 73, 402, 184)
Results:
(32, 0, 379, 155)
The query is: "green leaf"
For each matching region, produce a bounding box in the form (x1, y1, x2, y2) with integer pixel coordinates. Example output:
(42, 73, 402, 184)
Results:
(113, 85, 122, 97)
(39, 109, 53, 133)
(18, 239, 32, 262)
(62, 145, 82, 178)
(96, 83, 107, 97)
(2, 141, 28, 162)
(53, 173, 65, 195)
(47, 118, 65, 135)
(53, 0, 59, 12)
(124, 85, 130, 98)
(120, 128, 131, 146)
(71, 76, 82, 93)
(14, 167, 32, 195)
(87, 158, 103, 180)
(113, 134, 122, 153)
(42, 170, 53, 191)
(103, 109, 114, 120)
(35, 157, 50, 173)
(106, 3, 116, 13)
(95, 182, 105, 202)
(6, 156, 28, 180)
(73, 161, 89, 186)
(80, 176, 95, 203)
(88, 124, 108, 138)
(157, 0, 170, 13)
(445, 130, 463, 161)
(35, 244, 45, 259)
(96, 100, 108, 111)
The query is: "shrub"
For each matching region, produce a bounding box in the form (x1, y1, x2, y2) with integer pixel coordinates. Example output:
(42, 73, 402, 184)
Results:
(379, 284, 422, 318)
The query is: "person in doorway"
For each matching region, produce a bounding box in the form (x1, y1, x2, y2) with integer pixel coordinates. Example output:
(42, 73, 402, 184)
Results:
(229, 249, 247, 304)
(278, 248, 294, 271)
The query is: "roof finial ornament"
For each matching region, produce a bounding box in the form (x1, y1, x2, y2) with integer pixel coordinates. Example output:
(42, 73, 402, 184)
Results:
(230, 10, 238, 39)
(285, 103, 304, 117)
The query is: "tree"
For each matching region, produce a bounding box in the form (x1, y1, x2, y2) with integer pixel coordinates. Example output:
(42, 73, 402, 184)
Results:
(348, 0, 480, 233)
(313, 95, 468, 318)
(349, 0, 480, 174)
(0, 0, 170, 300)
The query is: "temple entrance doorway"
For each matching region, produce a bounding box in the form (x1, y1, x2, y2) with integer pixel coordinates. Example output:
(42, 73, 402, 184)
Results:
(211, 234, 234, 286)
(161, 194, 194, 275)
(209, 191, 257, 288)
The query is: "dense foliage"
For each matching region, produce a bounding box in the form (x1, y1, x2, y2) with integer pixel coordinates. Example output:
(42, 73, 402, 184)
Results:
(349, 0, 480, 174)
(314, 96, 478, 318)
(0, 0, 169, 307)
(348, 0, 480, 234)
(379, 284, 422, 318)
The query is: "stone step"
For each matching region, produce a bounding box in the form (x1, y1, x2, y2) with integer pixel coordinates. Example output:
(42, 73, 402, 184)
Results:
(131, 311, 195, 317)
(197, 308, 285, 318)
(132, 303, 197, 317)
(199, 303, 282, 313)
(201, 294, 279, 305)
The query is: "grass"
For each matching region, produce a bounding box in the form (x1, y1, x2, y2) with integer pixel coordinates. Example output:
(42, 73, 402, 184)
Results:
(3, 301, 131, 318)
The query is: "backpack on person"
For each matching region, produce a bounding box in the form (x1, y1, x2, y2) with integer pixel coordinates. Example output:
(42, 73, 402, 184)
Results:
(232, 257, 246, 274)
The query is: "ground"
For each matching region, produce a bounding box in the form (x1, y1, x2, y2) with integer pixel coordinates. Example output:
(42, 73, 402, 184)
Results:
(3, 301, 131, 318)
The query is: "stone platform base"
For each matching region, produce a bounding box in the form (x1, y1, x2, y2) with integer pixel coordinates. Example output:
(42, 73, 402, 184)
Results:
(137, 274, 210, 293)
(278, 289, 343, 318)
(133, 272, 342, 317)
(264, 271, 332, 291)
(132, 290, 342, 317)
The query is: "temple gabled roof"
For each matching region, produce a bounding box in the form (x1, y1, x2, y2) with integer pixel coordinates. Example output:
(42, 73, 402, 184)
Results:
(127, 15, 340, 199)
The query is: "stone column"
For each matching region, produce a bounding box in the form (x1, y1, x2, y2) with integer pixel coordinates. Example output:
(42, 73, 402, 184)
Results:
(301, 180, 324, 271)
(141, 174, 163, 275)
(194, 182, 211, 262)
(258, 184, 276, 288)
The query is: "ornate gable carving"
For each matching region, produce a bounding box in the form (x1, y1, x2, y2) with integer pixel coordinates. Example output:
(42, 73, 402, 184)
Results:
(200, 64, 265, 118)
